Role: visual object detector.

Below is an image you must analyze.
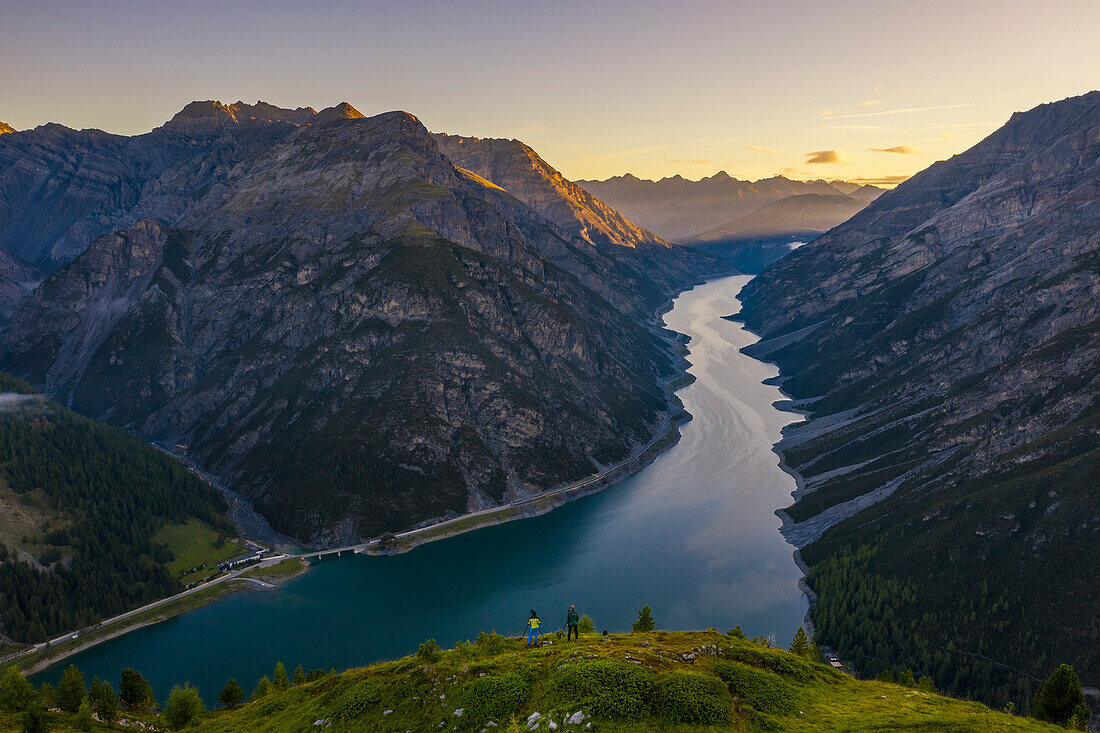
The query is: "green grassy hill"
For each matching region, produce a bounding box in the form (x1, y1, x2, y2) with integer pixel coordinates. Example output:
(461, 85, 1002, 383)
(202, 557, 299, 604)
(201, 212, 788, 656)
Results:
(4, 631, 1065, 732)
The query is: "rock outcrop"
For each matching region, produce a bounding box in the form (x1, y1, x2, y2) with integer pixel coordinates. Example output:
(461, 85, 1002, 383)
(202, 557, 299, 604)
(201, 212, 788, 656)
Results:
(0, 102, 722, 546)
(737, 91, 1100, 700)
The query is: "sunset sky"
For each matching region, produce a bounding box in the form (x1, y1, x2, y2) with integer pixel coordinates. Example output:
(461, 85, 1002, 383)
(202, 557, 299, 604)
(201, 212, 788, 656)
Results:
(2, 0, 1097, 186)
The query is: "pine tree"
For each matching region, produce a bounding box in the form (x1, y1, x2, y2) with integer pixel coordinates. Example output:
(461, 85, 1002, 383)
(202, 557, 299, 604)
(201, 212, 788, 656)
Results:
(0, 666, 35, 712)
(273, 661, 289, 688)
(164, 684, 205, 731)
(218, 679, 244, 709)
(57, 664, 85, 713)
(293, 665, 305, 686)
(91, 678, 118, 728)
(788, 627, 810, 657)
(119, 668, 154, 710)
(632, 604, 655, 633)
(578, 614, 596, 635)
(252, 676, 272, 700)
(1032, 664, 1089, 729)
(75, 701, 94, 731)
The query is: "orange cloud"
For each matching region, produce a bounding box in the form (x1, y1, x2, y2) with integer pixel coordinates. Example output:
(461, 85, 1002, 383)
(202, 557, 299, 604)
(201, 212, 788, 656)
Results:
(859, 99, 883, 108)
(849, 175, 911, 187)
(804, 149, 849, 164)
(869, 145, 922, 155)
(745, 145, 781, 154)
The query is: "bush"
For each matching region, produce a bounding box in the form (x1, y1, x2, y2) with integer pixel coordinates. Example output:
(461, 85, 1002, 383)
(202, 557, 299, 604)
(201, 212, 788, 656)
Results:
(75, 701, 94, 732)
(475, 631, 506, 655)
(728, 625, 747, 639)
(456, 673, 530, 730)
(252, 676, 272, 700)
(219, 678, 244, 708)
(22, 705, 51, 733)
(712, 661, 797, 716)
(164, 683, 205, 730)
(332, 679, 384, 720)
(653, 671, 733, 723)
(417, 639, 441, 664)
(875, 669, 895, 684)
(578, 615, 596, 635)
(550, 659, 655, 720)
(916, 675, 937, 693)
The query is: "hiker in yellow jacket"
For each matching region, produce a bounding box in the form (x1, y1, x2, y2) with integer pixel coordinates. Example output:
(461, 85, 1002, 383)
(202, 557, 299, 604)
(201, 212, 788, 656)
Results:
(525, 609, 542, 648)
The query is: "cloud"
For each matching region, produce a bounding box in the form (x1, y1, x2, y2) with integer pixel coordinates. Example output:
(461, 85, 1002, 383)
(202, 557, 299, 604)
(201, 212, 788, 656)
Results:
(745, 145, 780, 154)
(869, 145, 922, 155)
(804, 149, 850, 165)
(939, 131, 956, 138)
(819, 109, 839, 119)
(859, 99, 883, 108)
(823, 104, 971, 120)
(849, 174, 911, 187)
(667, 158, 711, 164)
(582, 145, 668, 162)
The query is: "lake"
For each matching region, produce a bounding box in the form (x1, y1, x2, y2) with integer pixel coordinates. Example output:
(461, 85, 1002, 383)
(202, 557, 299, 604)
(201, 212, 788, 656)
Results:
(37, 275, 806, 703)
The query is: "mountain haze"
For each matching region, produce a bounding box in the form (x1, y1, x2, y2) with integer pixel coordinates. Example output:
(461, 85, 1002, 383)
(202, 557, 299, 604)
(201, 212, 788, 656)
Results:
(577, 172, 883, 240)
(737, 91, 1100, 705)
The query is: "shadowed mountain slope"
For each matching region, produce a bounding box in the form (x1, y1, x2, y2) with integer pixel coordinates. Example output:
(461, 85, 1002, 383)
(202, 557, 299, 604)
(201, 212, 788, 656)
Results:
(0, 103, 720, 546)
(736, 91, 1100, 706)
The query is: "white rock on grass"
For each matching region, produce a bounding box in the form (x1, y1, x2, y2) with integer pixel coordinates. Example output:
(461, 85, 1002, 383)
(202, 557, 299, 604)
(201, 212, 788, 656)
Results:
(454, 709, 464, 717)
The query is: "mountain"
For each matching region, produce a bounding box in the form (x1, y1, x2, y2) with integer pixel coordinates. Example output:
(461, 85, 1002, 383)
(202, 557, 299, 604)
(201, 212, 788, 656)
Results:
(433, 133, 720, 313)
(686, 194, 871, 242)
(0, 102, 723, 546)
(0, 122, 14, 135)
(736, 92, 1100, 706)
(0, 248, 38, 322)
(576, 172, 883, 240)
(0, 372, 236, 643)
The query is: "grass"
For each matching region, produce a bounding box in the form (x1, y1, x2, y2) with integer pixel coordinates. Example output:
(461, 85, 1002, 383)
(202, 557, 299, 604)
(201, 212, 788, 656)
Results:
(154, 518, 247, 586)
(240, 557, 309, 583)
(156, 630, 1057, 732)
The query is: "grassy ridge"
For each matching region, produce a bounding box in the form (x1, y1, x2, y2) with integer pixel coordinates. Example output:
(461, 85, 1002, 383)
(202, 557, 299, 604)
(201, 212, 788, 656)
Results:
(193, 631, 1055, 732)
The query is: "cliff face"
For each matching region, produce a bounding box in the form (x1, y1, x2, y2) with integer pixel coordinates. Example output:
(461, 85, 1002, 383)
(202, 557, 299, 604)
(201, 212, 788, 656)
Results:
(0, 103, 717, 546)
(737, 92, 1100, 699)
(433, 134, 727, 315)
(577, 172, 883, 240)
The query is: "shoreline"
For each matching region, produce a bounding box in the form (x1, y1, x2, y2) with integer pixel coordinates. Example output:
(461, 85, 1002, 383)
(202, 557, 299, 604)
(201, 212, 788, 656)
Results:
(13, 280, 710, 675)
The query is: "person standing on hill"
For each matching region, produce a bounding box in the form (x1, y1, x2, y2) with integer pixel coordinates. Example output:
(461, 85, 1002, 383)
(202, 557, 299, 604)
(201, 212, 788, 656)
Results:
(526, 609, 541, 648)
(566, 604, 580, 640)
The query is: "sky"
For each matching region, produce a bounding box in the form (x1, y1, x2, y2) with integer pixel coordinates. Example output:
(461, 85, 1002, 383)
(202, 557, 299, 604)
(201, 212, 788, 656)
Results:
(2, 0, 1098, 186)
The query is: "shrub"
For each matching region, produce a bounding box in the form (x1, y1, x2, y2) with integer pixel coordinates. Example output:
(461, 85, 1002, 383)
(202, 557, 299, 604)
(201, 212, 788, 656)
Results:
(456, 673, 530, 730)
(418, 639, 442, 664)
(578, 615, 596, 635)
(550, 659, 655, 720)
(712, 661, 797, 716)
(23, 704, 51, 733)
(728, 625, 747, 639)
(916, 675, 937, 693)
(897, 669, 915, 687)
(653, 671, 733, 723)
(475, 630, 506, 655)
(164, 683, 205, 730)
(332, 679, 384, 720)
(252, 676, 272, 700)
(875, 669, 895, 684)
(293, 665, 306, 686)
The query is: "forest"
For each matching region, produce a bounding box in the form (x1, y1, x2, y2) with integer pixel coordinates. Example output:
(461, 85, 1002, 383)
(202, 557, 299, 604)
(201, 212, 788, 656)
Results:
(0, 373, 233, 642)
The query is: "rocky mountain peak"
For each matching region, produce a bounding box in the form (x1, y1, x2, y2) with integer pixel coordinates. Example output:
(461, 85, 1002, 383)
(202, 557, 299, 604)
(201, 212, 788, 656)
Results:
(0, 121, 14, 135)
(164, 100, 318, 131)
(311, 102, 367, 124)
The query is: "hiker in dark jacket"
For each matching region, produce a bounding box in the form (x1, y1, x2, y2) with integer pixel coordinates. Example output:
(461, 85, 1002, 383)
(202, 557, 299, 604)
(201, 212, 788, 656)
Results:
(566, 604, 579, 640)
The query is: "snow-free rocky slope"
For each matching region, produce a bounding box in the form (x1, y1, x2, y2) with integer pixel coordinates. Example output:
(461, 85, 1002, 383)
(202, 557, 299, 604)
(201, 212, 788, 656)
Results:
(0, 101, 725, 545)
(737, 91, 1100, 706)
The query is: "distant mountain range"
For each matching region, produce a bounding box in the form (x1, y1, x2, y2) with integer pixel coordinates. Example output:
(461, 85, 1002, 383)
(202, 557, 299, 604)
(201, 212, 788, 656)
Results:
(576, 172, 883, 241)
(737, 91, 1100, 707)
(0, 101, 726, 545)
(684, 194, 870, 244)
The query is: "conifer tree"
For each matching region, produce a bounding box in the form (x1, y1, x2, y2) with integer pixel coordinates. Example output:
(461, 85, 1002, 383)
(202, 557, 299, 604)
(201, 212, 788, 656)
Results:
(218, 679, 244, 709)
(57, 664, 85, 713)
(632, 604, 656, 633)
(293, 665, 305, 686)
(789, 627, 810, 657)
(273, 661, 289, 688)
(1031, 664, 1089, 729)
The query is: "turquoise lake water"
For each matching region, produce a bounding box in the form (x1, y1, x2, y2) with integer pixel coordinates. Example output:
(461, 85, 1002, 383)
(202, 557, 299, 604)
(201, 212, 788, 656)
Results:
(36, 275, 806, 703)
